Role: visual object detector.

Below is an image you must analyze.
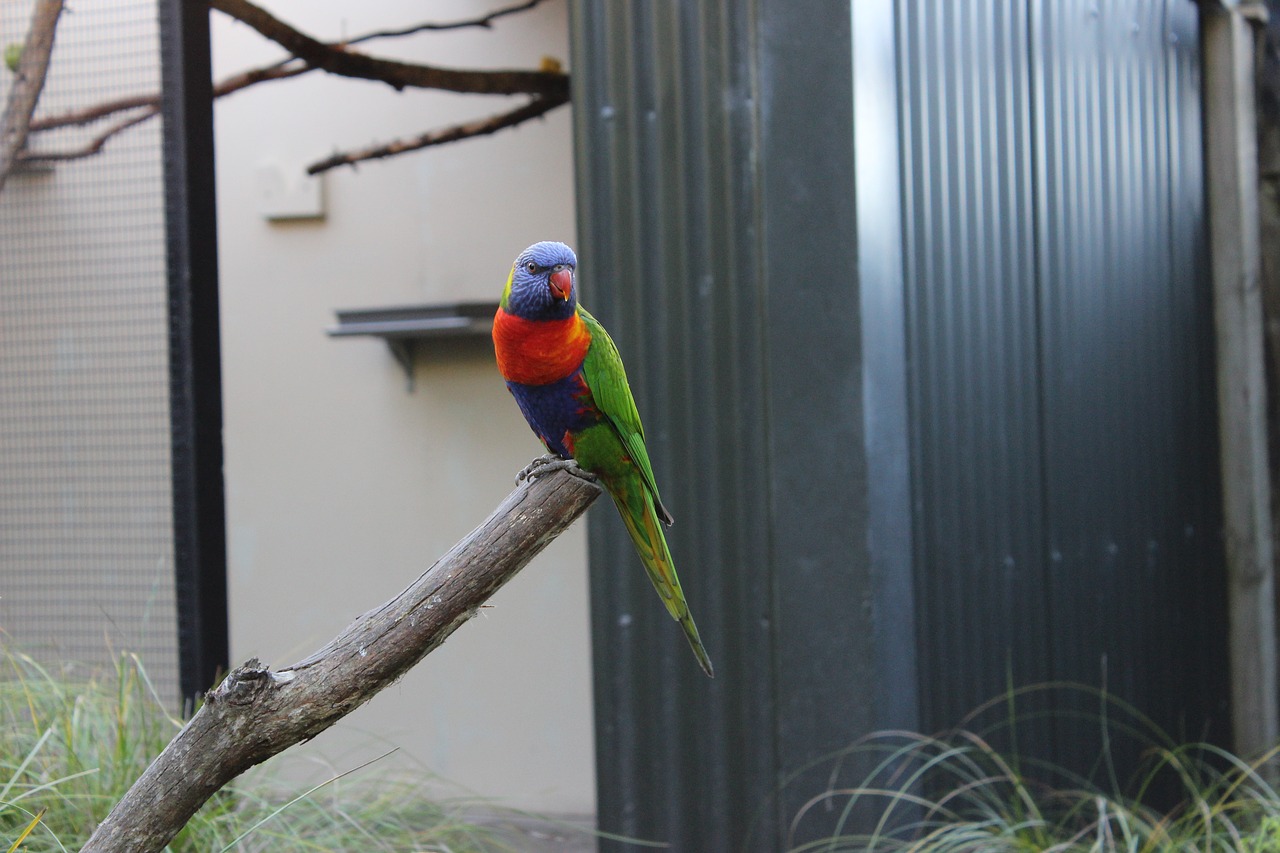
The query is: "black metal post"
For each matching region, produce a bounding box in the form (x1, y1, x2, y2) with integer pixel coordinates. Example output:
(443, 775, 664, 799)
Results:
(159, 0, 228, 705)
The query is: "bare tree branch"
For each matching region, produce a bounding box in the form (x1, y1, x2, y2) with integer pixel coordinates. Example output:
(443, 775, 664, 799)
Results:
(21, 0, 568, 168)
(0, 0, 64, 191)
(307, 92, 568, 174)
(342, 0, 551, 43)
(32, 0, 555, 135)
(81, 467, 602, 853)
(22, 60, 310, 159)
(29, 61, 309, 134)
(210, 0, 568, 98)
(28, 92, 152, 132)
(213, 57, 313, 95)
(23, 107, 157, 161)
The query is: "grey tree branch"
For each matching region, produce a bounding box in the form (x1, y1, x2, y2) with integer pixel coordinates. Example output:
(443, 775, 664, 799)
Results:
(0, 0, 64, 191)
(28, 62, 308, 135)
(21, 0, 568, 168)
(23, 107, 157, 162)
(210, 0, 568, 98)
(29, 0, 554, 136)
(306, 92, 569, 174)
(341, 0, 550, 43)
(22, 63, 311, 160)
(80, 467, 601, 853)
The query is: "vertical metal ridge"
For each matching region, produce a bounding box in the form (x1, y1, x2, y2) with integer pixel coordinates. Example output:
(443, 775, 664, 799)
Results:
(575, 0, 886, 846)
(574, 0, 784, 846)
(902, 0, 1228, 774)
(901, 0, 1047, 732)
(1031, 0, 1228, 769)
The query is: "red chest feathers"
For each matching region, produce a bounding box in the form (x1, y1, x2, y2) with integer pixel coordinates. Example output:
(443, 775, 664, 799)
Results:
(493, 308, 592, 385)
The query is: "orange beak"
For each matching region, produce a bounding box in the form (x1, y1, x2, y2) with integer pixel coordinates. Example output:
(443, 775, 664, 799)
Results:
(549, 268, 573, 301)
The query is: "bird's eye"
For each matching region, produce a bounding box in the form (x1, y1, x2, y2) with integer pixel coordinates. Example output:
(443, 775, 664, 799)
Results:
(525, 261, 539, 274)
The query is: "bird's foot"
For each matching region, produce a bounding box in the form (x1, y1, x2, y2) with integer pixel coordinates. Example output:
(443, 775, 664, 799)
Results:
(516, 453, 561, 484)
(517, 455, 598, 485)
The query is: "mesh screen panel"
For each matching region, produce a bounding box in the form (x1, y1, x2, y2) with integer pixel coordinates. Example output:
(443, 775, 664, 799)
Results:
(0, 0, 178, 704)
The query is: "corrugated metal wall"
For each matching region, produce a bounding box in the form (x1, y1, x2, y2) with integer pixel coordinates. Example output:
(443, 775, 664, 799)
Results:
(900, 0, 1228, 766)
(1036, 0, 1229, 760)
(572, 0, 1228, 846)
(571, 2, 777, 846)
(898, 0, 1050, 733)
(571, 1, 888, 848)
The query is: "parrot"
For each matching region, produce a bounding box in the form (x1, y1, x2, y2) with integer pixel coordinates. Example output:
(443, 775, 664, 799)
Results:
(492, 240, 714, 678)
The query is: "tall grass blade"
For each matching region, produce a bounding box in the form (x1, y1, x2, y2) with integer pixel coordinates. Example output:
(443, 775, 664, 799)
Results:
(216, 748, 400, 853)
(6, 807, 47, 853)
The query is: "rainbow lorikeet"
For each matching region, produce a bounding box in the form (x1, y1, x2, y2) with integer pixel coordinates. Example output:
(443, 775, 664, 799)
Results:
(492, 241, 714, 677)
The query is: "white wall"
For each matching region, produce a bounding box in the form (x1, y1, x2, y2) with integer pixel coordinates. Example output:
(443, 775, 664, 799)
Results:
(212, 0, 593, 814)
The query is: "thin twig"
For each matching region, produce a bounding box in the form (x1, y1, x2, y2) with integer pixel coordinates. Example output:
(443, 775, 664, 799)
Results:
(210, 0, 568, 97)
(0, 0, 65, 191)
(342, 0, 550, 43)
(28, 92, 153, 132)
(22, 107, 157, 161)
(307, 92, 568, 174)
(213, 59, 313, 96)
(29, 62, 310, 134)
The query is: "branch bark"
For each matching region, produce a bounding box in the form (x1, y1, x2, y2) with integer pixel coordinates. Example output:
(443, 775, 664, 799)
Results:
(20, 0, 568, 167)
(340, 0, 550, 42)
(306, 92, 568, 174)
(0, 0, 64, 191)
(81, 467, 601, 853)
(22, 63, 310, 160)
(210, 0, 568, 98)
(23, 108, 157, 162)
(29, 0, 554, 136)
(28, 62, 307, 135)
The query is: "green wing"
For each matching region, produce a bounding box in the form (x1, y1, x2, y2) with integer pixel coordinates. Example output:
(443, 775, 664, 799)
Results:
(577, 306, 674, 525)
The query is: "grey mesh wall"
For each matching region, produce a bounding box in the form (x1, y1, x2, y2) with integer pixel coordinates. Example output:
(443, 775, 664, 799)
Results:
(0, 1, 179, 703)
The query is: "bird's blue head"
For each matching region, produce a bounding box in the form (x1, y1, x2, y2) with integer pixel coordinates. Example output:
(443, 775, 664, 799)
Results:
(502, 241, 578, 321)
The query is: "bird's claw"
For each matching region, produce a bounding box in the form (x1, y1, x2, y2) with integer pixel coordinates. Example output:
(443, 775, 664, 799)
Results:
(516, 455, 598, 485)
(516, 454, 561, 484)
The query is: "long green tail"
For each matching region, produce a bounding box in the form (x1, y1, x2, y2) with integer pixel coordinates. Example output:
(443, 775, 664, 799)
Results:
(609, 479, 714, 677)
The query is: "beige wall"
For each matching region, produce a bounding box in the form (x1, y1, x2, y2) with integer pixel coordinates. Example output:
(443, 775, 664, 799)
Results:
(212, 0, 594, 814)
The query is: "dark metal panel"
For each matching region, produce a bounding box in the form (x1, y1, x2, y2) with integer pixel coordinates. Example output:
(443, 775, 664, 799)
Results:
(576, 0, 1227, 842)
(571, 2, 778, 848)
(572, 0, 911, 848)
(1032, 0, 1229, 758)
(757, 0, 905, 844)
(159, 0, 229, 705)
(1170, 0, 1230, 741)
(898, 0, 1052, 731)
(899, 0, 1229, 771)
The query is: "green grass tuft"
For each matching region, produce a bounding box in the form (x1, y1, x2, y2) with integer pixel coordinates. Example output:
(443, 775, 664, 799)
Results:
(0, 648, 586, 852)
(780, 684, 1280, 852)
